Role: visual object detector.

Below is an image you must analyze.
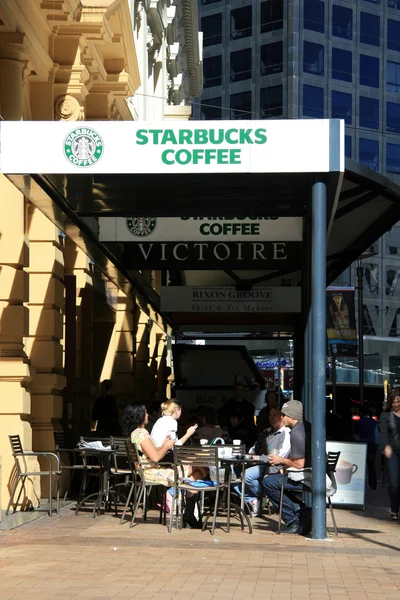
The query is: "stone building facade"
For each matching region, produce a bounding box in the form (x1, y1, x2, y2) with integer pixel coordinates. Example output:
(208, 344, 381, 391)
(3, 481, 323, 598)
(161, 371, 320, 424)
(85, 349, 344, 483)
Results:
(0, 0, 202, 511)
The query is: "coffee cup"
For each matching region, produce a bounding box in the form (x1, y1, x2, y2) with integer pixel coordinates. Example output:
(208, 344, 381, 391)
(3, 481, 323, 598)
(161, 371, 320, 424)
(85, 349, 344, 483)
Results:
(233, 439, 241, 446)
(200, 439, 208, 445)
(336, 460, 358, 485)
(269, 448, 279, 456)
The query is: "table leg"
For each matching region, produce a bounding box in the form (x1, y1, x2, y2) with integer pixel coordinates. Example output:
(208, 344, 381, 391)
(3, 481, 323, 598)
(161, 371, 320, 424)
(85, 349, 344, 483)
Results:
(227, 466, 231, 533)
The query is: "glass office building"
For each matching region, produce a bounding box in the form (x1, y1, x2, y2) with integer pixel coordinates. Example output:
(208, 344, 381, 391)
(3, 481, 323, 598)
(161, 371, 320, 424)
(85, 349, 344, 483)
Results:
(195, 0, 400, 389)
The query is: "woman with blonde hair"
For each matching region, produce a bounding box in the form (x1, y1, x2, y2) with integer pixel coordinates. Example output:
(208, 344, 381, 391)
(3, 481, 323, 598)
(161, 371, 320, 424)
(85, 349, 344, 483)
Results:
(150, 398, 197, 448)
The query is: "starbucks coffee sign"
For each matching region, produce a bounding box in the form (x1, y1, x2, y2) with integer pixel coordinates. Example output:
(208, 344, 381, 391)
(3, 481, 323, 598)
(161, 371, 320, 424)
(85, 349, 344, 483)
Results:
(99, 216, 303, 242)
(0, 119, 343, 174)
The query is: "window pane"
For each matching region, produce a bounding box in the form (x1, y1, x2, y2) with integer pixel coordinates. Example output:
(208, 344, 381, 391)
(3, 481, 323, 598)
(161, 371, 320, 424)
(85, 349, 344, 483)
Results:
(260, 0, 283, 33)
(359, 97, 379, 129)
(359, 138, 379, 170)
(331, 90, 352, 124)
(202, 14, 222, 47)
(360, 54, 379, 88)
(387, 143, 400, 174)
(345, 135, 352, 158)
(360, 12, 380, 46)
(387, 101, 400, 134)
(388, 19, 400, 52)
(332, 48, 352, 82)
(261, 42, 283, 76)
(304, 0, 324, 34)
(201, 98, 222, 120)
(203, 56, 222, 88)
(303, 41, 324, 76)
(201, 0, 221, 5)
(231, 6, 252, 40)
(230, 91, 252, 120)
(363, 0, 380, 4)
(303, 84, 324, 118)
(332, 5, 352, 40)
(260, 85, 283, 118)
(389, 1, 400, 9)
(387, 61, 400, 92)
(230, 49, 252, 82)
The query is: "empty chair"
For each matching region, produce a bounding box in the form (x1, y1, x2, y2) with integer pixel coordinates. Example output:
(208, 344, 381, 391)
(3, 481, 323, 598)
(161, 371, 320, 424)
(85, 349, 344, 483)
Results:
(53, 430, 85, 500)
(6, 434, 61, 517)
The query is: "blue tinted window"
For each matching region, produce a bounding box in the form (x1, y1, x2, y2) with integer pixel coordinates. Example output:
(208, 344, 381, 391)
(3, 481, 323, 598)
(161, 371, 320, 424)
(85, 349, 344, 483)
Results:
(230, 91, 252, 120)
(359, 138, 379, 171)
(387, 102, 400, 134)
(360, 12, 380, 46)
(332, 5, 352, 40)
(360, 97, 379, 129)
(203, 56, 222, 88)
(363, 0, 379, 3)
(387, 61, 400, 93)
(260, 85, 283, 118)
(202, 14, 222, 47)
(201, 98, 222, 120)
(303, 41, 324, 75)
(332, 48, 352, 82)
(230, 49, 252, 82)
(345, 135, 352, 158)
(261, 42, 283, 76)
(388, 19, 400, 52)
(360, 54, 379, 88)
(387, 143, 400, 174)
(260, 0, 283, 33)
(304, 0, 324, 33)
(389, 1, 400, 9)
(331, 90, 352, 124)
(303, 84, 324, 117)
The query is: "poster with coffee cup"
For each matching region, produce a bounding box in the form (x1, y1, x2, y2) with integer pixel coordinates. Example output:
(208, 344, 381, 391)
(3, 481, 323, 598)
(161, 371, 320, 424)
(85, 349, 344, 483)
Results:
(326, 441, 367, 509)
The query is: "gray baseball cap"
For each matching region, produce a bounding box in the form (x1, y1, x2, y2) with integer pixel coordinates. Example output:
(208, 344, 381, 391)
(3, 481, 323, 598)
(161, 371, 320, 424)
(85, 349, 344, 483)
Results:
(281, 399, 303, 420)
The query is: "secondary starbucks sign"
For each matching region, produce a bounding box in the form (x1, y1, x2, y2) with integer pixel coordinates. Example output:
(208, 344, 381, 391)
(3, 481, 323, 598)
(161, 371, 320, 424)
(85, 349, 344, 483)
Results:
(0, 119, 344, 174)
(99, 216, 303, 242)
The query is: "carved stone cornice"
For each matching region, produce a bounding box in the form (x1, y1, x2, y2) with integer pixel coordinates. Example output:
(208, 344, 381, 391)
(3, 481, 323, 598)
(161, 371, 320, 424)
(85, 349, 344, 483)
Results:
(0, 32, 26, 61)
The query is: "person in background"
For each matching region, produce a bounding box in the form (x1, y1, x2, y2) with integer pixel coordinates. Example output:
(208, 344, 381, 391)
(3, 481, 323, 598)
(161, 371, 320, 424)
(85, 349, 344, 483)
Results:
(228, 407, 257, 450)
(354, 405, 377, 490)
(380, 387, 400, 520)
(146, 401, 161, 432)
(92, 379, 121, 436)
(192, 406, 230, 444)
(219, 382, 255, 433)
(257, 390, 278, 435)
(235, 407, 291, 517)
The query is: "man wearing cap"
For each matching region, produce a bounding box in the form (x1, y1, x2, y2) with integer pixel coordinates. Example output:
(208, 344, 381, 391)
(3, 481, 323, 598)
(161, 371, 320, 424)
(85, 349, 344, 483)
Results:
(262, 399, 311, 534)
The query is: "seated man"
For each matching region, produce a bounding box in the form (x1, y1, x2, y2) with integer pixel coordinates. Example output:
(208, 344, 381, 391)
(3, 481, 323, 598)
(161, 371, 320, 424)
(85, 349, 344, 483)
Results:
(235, 407, 291, 516)
(262, 399, 311, 534)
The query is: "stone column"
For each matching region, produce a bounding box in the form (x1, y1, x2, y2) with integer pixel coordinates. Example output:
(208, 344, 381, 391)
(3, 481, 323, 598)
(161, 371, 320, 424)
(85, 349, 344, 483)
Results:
(113, 289, 134, 411)
(133, 306, 151, 404)
(0, 33, 36, 509)
(26, 207, 66, 486)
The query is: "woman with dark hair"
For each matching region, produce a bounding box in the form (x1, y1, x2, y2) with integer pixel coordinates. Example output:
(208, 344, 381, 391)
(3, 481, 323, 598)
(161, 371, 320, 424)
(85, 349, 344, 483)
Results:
(380, 387, 400, 520)
(92, 379, 121, 435)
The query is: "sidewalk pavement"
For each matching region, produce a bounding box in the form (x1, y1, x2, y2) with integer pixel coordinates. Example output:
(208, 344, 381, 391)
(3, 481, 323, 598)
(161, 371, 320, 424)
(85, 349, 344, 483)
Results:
(0, 485, 399, 600)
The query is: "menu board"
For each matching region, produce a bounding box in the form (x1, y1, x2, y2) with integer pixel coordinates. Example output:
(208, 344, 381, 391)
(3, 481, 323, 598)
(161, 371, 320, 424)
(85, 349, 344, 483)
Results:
(326, 441, 367, 510)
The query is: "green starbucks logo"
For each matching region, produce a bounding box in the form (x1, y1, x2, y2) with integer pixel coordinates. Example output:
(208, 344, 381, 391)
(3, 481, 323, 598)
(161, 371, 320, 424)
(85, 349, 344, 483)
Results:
(126, 217, 157, 237)
(64, 127, 103, 167)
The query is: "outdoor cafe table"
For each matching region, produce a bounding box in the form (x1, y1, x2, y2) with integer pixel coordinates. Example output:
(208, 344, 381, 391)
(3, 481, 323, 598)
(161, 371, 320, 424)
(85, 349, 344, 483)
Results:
(219, 455, 265, 534)
(75, 447, 118, 518)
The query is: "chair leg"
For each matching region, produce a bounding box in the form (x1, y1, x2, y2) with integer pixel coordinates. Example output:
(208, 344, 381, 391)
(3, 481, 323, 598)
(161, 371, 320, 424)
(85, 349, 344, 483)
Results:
(13, 476, 27, 515)
(211, 488, 220, 536)
(5, 476, 20, 515)
(130, 485, 145, 528)
(168, 488, 176, 533)
(277, 475, 286, 534)
(49, 472, 53, 517)
(328, 497, 338, 536)
(120, 482, 135, 524)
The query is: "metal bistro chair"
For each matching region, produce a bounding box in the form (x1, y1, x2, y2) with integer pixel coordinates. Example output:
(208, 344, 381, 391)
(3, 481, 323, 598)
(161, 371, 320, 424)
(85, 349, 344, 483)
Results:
(120, 439, 168, 527)
(277, 450, 341, 536)
(109, 436, 133, 503)
(54, 431, 85, 500)
(169, 446, 227, 535)
(6, 434, 61, 517)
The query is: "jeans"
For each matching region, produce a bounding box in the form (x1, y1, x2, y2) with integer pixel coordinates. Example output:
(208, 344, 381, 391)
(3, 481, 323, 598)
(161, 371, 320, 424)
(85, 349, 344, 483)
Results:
(233, 465, 265, 503)
(387, 448, 400, 514)
(262, 472, 305, 525)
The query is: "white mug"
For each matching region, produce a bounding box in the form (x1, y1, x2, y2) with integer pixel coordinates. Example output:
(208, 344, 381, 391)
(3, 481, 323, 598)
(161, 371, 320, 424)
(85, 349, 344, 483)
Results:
(200, 439, 208, 445)
(233, 439, 241, 446)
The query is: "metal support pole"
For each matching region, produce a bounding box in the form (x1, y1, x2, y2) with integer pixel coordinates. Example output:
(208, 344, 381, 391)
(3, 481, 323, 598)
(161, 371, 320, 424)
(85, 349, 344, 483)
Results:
(303, 313, 312, 423)
(311, 180, 327, 540)
(332, 346, 337, 414)
(357, 265, 364, 405)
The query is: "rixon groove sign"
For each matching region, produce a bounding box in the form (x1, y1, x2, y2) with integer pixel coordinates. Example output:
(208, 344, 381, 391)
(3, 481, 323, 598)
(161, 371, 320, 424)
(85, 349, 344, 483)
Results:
(99, 216, 303, 242)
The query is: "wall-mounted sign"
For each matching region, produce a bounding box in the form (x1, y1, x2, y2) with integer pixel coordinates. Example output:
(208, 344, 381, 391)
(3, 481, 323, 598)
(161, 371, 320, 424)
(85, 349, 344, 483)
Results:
(0, 119, 344, 174)
(120, 241, 301, 270)
(160, 286, 301, 313)
(99, 216, 303, 242)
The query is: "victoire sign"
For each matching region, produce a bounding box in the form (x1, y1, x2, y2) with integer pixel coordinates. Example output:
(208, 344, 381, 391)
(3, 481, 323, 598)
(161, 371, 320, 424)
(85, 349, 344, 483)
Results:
(160, 287, 301, 313)
(0, 119, 344, 174)
(99, 216, 303, 242)
(120, 241, 301, 270)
